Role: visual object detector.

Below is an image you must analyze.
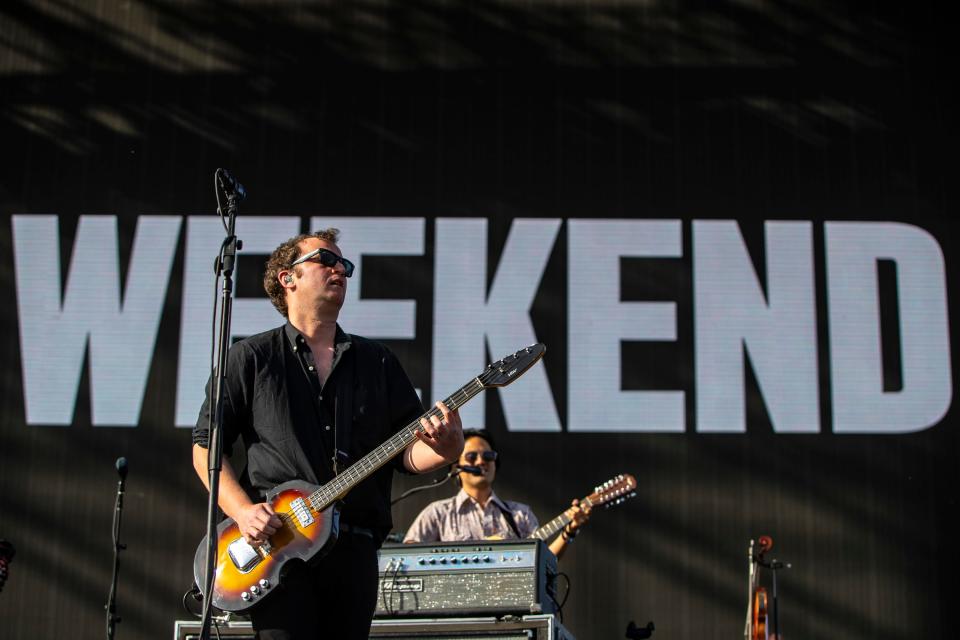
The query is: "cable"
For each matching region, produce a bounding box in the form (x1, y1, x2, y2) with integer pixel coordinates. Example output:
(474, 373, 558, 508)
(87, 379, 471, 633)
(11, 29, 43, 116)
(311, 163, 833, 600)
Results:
(214, 171, 228, 232)
(390, 468, 457, 505)
(379, 559, 393, 615)
(554, 571, 572, 621)
(181, 587, 203, 618)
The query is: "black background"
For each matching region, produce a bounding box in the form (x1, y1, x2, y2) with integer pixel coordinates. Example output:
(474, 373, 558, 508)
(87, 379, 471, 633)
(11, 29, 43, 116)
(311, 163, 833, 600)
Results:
(1, 2, 956, 638)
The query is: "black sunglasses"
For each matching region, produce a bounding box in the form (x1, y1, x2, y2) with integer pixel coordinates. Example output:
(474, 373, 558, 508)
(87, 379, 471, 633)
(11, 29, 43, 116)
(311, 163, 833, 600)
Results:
(463, 450, 498, 464)
(290, 247, 355, 277)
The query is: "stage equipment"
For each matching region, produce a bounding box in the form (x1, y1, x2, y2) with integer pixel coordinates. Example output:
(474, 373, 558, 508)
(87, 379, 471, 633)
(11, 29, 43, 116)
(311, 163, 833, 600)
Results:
(174, 614, 574, 639)
(198, 168, 246, 640)
(375, 539, 558, 617)
(744, 535, 791, 640)
(106, 456, 128, 639)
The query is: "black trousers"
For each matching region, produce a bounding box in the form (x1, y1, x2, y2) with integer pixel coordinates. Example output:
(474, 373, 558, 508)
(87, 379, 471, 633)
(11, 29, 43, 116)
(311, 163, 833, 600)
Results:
(249, 532, 380, 639)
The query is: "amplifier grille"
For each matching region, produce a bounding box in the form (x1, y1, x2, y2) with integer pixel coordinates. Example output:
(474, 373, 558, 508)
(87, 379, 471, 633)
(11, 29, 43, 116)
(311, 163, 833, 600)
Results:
(378, 569, 538, 615)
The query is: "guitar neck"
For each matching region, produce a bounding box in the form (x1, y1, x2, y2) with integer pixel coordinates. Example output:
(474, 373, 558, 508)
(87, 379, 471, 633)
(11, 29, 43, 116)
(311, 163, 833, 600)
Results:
(307, 378, 486, 511)
(531, 496, 594, 541)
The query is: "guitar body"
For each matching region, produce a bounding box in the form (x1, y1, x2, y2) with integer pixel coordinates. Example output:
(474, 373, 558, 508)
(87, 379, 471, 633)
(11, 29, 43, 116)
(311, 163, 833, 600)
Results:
(193, 480, 339, 612)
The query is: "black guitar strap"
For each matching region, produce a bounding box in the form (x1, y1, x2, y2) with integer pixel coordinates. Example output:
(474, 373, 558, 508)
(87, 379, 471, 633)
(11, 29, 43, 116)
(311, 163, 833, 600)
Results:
(331, 341, 355, 476)
(493, 500, 523, 539)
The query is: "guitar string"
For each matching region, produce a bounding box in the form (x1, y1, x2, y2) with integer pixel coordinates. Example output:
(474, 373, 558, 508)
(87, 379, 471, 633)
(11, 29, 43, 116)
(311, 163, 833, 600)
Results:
(305, 369, 499, 508)
(264, 358, 523, 531)
(530, 476, 638, 540)
(272, 473, 630, 542)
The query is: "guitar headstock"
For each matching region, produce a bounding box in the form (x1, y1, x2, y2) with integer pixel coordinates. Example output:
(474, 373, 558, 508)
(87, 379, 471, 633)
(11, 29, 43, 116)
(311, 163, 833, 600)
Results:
(479, 343, 546, 388)
(584, 474, 637, 509)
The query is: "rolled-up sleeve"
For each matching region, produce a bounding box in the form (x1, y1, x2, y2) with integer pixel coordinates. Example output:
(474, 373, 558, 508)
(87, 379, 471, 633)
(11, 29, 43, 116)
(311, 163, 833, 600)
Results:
(192, 342, 251, 455)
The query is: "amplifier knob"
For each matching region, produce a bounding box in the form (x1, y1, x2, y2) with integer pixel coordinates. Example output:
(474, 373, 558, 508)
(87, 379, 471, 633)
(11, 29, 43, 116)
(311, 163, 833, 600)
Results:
(428, 558, 437, 564)
(417, 557, 426, 565)
(440, 557, 447, 564)
(482, 555, 491, 562)
(451, 557, 459, 564)
(471, 555, 480, 562)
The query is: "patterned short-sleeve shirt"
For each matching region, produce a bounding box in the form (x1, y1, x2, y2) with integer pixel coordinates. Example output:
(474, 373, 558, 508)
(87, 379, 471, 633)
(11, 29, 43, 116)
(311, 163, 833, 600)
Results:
(403, 489, 539, 542)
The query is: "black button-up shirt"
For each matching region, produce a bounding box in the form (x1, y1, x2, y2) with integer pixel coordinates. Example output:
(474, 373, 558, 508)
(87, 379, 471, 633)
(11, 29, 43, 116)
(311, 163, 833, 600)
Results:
(193, 322, 423, 537)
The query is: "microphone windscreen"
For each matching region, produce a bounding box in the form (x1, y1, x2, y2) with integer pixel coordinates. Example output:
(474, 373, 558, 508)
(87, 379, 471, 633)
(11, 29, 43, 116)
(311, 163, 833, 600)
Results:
(115, 457, 128, 480)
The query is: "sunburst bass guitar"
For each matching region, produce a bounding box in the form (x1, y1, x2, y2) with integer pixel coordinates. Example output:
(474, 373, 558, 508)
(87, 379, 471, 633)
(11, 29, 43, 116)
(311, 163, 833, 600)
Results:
(193, 343, 546, 613)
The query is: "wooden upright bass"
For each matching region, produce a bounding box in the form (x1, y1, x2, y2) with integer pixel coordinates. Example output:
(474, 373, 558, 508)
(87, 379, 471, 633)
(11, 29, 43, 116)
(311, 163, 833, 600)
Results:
(743, 535, 772, 640)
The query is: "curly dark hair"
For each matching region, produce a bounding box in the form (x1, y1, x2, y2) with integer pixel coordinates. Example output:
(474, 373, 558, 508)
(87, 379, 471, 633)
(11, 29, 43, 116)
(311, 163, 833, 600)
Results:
(263, 228, 340, 317)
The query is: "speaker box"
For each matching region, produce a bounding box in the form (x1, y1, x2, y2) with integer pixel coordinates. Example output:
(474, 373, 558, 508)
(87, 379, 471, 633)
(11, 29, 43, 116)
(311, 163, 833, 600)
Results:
(174, 619, 254, 639)
(369, 614, 574, 639)
(174, 614, 574, 639)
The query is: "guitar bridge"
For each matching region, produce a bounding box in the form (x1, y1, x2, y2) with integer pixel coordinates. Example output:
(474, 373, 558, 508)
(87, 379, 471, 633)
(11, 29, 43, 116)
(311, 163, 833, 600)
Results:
(291, 497, 315, 528)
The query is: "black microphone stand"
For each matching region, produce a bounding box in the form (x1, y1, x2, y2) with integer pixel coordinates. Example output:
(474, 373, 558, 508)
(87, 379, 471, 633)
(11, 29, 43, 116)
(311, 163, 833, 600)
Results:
(391, 467, 460, 506)
(768, 559, 789, 639)
(199, 169, 245, 640)
(106, 457, 127, 640)
(756, 556, 790, 640)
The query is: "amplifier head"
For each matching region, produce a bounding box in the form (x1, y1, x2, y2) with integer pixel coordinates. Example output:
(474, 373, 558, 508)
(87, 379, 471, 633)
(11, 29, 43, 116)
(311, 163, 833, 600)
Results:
(376, 539, 558, 618)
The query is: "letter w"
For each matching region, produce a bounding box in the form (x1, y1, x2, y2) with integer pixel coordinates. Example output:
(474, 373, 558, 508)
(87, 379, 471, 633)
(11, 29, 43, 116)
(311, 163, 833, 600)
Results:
(12, 215, 181, 425)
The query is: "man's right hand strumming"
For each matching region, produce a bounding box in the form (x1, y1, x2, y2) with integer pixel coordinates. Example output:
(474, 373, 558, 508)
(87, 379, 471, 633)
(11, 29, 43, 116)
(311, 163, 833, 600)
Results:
(236, 502, 283, 546)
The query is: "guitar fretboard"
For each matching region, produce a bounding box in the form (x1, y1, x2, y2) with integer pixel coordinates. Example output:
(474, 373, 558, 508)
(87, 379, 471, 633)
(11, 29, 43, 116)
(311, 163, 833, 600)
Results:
(531, 497, 595, 541)
(305, 379, 485, 512)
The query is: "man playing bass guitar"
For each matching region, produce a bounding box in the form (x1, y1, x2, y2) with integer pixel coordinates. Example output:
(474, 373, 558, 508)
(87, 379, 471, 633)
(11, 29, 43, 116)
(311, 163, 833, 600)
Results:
(192, 229, 464, 639)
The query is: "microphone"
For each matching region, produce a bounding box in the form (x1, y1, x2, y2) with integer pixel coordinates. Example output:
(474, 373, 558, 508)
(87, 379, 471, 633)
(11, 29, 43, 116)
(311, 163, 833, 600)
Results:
(455, 465, 483, 476)
(216, 168, 247, 201)
(115, 457, 128, 483)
